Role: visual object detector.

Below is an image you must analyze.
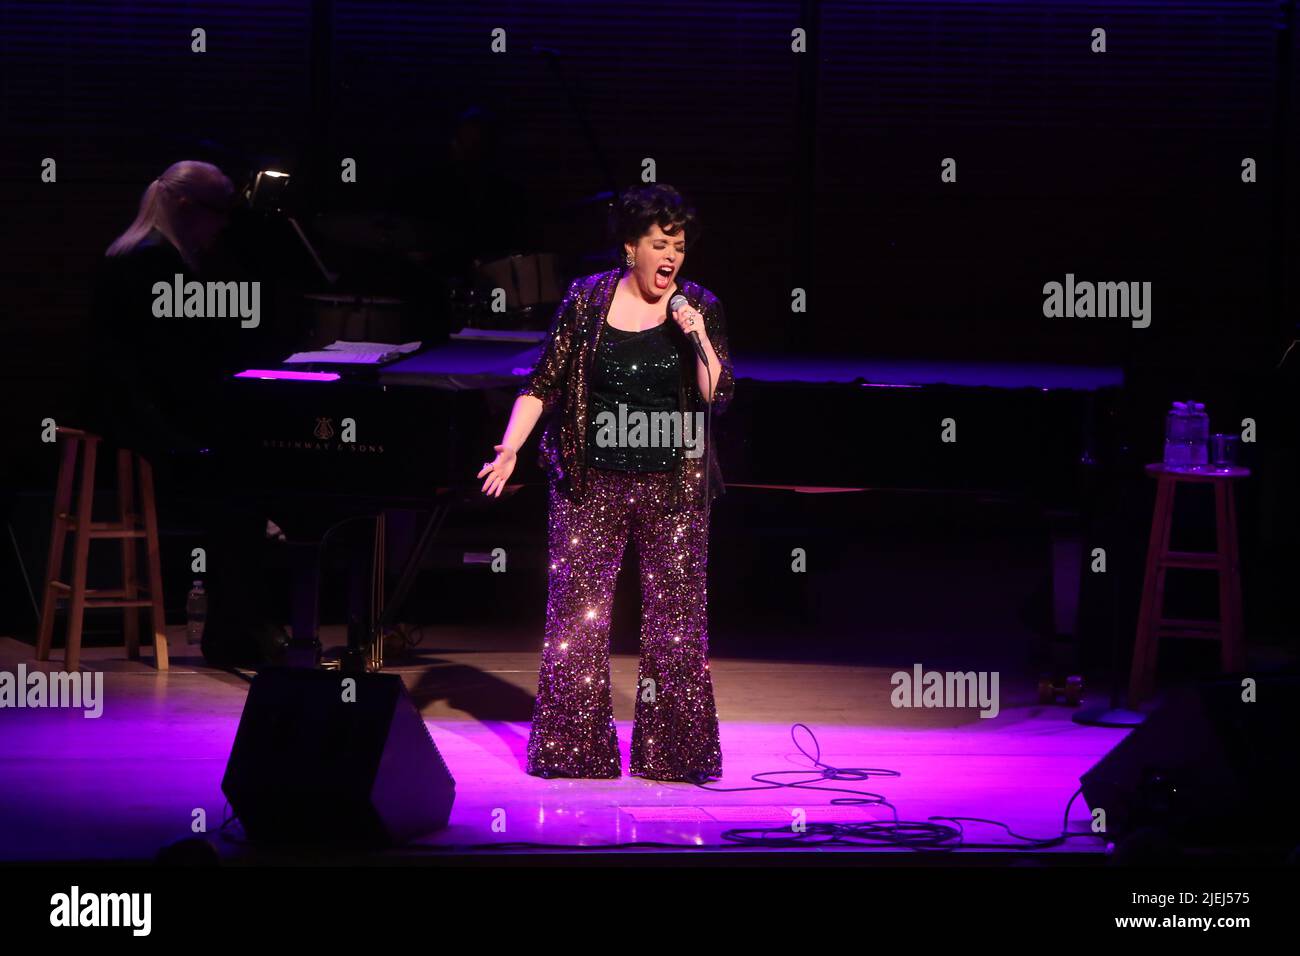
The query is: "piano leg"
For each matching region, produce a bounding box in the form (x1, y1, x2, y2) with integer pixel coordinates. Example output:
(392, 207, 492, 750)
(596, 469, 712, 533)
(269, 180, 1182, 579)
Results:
(377, 500, 452, 638)
(284, 539, 323, 668)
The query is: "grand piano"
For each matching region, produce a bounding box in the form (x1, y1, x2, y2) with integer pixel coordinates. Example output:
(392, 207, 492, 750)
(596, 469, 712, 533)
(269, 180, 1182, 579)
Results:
(214, 336, 1124, 668)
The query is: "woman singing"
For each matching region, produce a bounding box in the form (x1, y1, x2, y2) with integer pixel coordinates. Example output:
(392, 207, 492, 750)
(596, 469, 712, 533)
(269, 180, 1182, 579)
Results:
(477, 184, 733, 782)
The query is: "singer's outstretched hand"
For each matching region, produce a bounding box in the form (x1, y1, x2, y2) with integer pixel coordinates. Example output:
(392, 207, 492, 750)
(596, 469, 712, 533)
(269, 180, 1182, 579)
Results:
(477, 444, 517, 497)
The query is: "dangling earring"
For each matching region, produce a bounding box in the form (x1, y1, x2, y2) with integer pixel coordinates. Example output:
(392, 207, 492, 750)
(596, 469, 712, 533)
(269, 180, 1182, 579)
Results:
(625, 251, 635, 270)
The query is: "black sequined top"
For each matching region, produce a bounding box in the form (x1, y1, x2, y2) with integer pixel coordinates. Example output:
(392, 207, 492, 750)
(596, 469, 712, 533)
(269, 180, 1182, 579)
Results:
(586, 321, 681, 472)
(517, 269, 734, 513)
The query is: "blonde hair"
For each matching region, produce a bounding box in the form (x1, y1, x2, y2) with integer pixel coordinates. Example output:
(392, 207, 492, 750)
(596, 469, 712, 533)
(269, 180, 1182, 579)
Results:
(106, 160, 232, 269)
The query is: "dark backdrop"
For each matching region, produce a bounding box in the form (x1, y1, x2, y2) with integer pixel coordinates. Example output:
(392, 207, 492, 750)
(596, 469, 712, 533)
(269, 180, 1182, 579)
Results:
(3, 3, 1296, 454)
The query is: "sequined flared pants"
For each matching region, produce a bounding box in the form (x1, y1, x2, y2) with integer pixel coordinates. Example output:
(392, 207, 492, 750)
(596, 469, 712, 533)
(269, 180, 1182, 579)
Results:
(525, 466, 722, 780)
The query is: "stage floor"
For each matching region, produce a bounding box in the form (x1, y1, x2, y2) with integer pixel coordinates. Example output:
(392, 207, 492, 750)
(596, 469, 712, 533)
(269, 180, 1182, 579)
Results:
(0, 629, 1129, 863)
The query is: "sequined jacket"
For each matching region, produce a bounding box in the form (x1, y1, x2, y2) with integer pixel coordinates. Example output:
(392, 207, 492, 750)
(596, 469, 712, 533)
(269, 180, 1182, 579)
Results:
(517, 268, 734, 512)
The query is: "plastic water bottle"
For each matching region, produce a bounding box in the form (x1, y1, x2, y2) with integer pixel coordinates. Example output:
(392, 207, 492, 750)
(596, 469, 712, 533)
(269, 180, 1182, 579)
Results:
(1188, 401, 1210, 468)
(1163, 402, 1190, 468)
(186, 580, 207, 645)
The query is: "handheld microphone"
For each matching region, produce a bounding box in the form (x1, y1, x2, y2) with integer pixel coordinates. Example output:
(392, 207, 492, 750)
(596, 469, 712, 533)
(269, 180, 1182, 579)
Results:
(669, 294, 710, 364)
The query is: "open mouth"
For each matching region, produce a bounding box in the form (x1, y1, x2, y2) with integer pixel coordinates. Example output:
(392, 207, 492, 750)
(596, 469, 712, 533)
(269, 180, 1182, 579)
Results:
(654, 264, 674, 289)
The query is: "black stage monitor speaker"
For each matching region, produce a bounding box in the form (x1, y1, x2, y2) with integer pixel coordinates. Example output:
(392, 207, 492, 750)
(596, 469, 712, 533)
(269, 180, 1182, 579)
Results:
(222, 667, 456, 846)
(1080, 677, 1300, 843)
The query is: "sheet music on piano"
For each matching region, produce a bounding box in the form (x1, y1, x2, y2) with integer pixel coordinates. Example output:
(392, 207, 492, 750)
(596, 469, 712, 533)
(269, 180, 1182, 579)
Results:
(284, 340, 422, 365)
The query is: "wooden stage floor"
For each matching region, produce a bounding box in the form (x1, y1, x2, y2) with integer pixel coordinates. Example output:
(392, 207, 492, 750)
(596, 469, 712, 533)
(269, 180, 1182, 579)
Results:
(0, 629, 1128, 863)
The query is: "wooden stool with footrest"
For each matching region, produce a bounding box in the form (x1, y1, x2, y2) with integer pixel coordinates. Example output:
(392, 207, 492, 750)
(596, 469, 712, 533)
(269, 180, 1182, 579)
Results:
(36, 426, 170, 670)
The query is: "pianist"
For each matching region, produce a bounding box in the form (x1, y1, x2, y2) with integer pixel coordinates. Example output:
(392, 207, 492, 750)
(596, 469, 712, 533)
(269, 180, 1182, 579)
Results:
(477, 183, 733, 783)
(88, 160, 288, 667)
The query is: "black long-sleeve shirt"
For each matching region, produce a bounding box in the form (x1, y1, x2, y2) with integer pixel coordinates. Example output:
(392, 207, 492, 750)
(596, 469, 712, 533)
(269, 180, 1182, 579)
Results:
(85, 229, 246, 461)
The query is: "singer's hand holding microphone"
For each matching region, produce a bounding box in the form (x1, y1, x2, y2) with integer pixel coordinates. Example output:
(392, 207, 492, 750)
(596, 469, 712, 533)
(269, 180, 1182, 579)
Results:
(669, 294, 711, 365)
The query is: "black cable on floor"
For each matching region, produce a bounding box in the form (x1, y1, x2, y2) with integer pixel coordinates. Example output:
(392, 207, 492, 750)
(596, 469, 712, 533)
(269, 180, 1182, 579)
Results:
(707, 725, 1098, 850)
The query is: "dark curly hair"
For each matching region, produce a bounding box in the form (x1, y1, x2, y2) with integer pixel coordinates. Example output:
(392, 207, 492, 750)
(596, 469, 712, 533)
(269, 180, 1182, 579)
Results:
(610, 183, 699, 257)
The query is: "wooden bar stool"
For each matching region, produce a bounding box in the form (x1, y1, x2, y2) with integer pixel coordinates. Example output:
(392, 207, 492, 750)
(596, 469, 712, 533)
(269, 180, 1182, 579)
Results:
(1128, 462, 1248, 706)
(36, 427, 170, 671)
